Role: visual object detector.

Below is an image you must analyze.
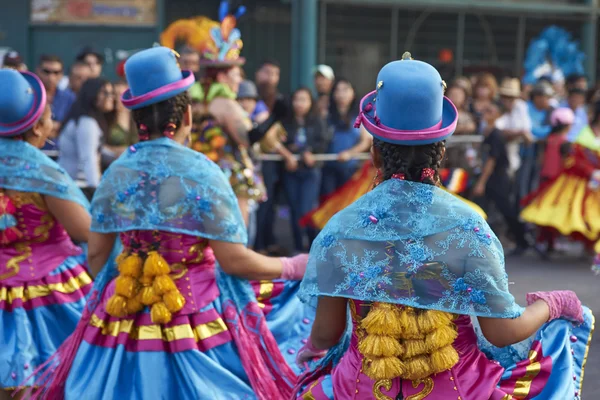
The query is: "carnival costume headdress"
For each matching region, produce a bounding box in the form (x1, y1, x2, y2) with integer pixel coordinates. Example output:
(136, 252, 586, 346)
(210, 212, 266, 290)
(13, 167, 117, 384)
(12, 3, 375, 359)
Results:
(160, 1, 246, 67)
(523, 26, 585, 85)
(300, 54, 522, 383)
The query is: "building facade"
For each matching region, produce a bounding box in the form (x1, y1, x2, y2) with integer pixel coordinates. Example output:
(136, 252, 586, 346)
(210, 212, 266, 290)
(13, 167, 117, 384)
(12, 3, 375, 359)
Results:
(0, 0, 597, 94)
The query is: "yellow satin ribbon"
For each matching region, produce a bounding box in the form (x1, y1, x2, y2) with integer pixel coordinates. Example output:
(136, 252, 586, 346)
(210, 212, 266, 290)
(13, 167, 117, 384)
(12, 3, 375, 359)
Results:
(0, 270, 91, 304)
(89, 313, 228, 342)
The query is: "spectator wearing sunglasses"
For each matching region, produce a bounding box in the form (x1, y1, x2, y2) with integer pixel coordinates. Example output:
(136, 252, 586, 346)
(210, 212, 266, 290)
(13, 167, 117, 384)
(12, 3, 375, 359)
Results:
(36, 54, 76, 153)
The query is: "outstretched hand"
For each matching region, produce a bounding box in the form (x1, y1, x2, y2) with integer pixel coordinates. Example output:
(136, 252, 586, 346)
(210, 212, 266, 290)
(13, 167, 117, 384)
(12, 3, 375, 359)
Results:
(526, 290, 583, 324)
(280, 254, 309, 280)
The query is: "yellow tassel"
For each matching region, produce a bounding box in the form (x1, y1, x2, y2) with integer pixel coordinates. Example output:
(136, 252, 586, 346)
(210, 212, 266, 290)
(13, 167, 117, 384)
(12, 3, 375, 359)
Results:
(140, 285, 161, 306)
(118, 254, 143, 278)
(417, 310, 453, 334)
(430, 345, 459, 373)
(143, 251, 171, 277)
(139, 275, 154, 287)
(151, 302, 172, 324)
(425, 324, 458, 351)
(153, 274, 177, 295)
(114, 275, 138, 299)
(125, 294, 145, 314)
(358, 335, 404, 358)
(106, 295, 128, 318)
(404, 356, 432, 381)
(163, 290, 186, 313)
(365, 357, 406, 380)
(361, 303, 402, 337)
(403, 339, 429, 359)
(115, 253, 128, 265)
(399, 308, 424, 339)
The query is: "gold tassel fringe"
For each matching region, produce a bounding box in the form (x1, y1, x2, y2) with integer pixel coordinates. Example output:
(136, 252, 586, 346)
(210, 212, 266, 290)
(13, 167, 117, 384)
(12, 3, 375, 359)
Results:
(163, 290, 186, 312)
(361, 303, 403, 337)
(153, 274, 177, 295)
(358, 335, 404, 358)
(106, 295, 128, 318)
(118, 254, 143, 278)
(365, 357, 406, 380)
(151, 302, 172, 324)
(143, 251, 171, 276)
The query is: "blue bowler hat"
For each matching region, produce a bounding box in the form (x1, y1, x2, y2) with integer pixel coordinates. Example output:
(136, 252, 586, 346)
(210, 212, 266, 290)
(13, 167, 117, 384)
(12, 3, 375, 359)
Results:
(355, 52, 458, 145)
(0, 70, 47, 137)
(121, 46, 195, 110)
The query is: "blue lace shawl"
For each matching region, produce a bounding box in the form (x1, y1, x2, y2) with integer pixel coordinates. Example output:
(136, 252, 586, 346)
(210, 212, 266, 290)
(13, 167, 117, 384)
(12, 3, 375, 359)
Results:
(91, 138, 247, 244)
(299, 179, 524, 319)
(0, 138, 90, 209)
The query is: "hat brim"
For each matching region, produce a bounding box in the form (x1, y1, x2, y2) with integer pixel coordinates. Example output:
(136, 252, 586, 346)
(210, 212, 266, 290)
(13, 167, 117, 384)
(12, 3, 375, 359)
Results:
(199, 57, 246, 67)
(121, 70, 195, 110)
(0, 72, 47, 137)
(499, 89, 521, 98)
(358, 90, 458, 145)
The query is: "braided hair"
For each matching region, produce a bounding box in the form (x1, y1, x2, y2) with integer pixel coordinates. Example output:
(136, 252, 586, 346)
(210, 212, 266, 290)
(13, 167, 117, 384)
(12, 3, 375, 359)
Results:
(359, 138, 459, 384)
(131, 92, 191, 140)
(373, 138, 445, 185)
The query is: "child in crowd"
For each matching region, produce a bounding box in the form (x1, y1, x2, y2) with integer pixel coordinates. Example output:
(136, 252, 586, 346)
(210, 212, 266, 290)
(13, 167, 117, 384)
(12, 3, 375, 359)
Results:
(473, 102, 529, 255)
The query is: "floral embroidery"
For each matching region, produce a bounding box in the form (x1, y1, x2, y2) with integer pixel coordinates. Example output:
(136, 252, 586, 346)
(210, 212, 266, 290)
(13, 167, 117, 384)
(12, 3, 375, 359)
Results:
(298, 179, 523, 319)
(332, 246, 393, 300)
(90, 138, 247, 244)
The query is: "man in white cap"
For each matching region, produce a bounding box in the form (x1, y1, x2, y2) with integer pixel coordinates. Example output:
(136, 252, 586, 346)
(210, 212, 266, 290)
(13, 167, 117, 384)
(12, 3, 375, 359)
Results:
(313, 64, 335, 96)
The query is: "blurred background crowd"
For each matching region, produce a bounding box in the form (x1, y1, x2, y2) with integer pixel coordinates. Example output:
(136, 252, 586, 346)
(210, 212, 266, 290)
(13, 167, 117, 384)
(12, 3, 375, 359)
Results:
(2, 0, 600, 260)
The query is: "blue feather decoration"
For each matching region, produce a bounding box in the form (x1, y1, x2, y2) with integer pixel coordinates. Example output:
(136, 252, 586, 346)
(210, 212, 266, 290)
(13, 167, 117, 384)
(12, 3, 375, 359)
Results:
(218, 1, 229, 22)
(523, 25, 585, 85)
(234, 5, 246, 19)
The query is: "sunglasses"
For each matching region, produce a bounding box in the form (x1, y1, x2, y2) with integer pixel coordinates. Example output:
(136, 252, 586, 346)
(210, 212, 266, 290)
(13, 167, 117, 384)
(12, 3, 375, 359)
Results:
(42, 68, 63, 75)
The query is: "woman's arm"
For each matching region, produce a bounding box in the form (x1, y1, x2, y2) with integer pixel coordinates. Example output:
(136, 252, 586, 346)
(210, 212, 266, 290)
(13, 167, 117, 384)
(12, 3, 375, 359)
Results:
(211, 98, 252, 147)
(338, 126, 372, 162)
(310, 296, 348, 349)
(88, 231, 118, 278)
(77, 118, 102, 187)
(477, 300, 550, 348)
(44, 196, 91, 243)
(210, 240, 283, 280)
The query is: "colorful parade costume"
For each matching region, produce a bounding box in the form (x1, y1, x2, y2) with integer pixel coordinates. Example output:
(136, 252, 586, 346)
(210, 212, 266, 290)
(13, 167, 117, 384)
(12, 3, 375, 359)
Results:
(32, 47, 308, 400)
(521, 126, 600, 245)
(162, 3, 314, 362)
(161, 2, 265, 202)
(294, 54, 593, 400)
(301, 162, 485, 230)
(0, 70, 92, 390)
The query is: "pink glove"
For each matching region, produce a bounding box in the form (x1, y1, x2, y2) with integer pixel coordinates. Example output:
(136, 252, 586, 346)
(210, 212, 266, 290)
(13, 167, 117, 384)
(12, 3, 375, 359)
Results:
(280, 254, 309, 280)
(296, 338, 328, 369)
(526, 290, 584, 324)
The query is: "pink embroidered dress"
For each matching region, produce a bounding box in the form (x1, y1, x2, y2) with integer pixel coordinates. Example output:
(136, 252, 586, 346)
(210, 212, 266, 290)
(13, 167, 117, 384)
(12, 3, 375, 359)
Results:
(294, 178, 594, 400)
(0, 190, 91, 389)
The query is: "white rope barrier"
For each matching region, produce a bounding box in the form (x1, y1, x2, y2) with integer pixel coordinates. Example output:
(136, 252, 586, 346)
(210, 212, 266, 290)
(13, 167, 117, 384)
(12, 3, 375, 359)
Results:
(44, 136, 483, 162)
(258, 135, 483, 161)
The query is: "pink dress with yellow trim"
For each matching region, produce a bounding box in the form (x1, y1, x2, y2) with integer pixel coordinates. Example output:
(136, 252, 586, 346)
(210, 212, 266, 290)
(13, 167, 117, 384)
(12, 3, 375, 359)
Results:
(0, 191, 91, 389)
(296, 300, 594, 400)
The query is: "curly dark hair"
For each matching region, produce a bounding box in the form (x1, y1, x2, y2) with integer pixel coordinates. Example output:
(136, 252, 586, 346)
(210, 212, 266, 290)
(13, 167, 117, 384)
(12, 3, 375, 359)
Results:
(373, 138, 446, 186)
(131, 92, 191, 140)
